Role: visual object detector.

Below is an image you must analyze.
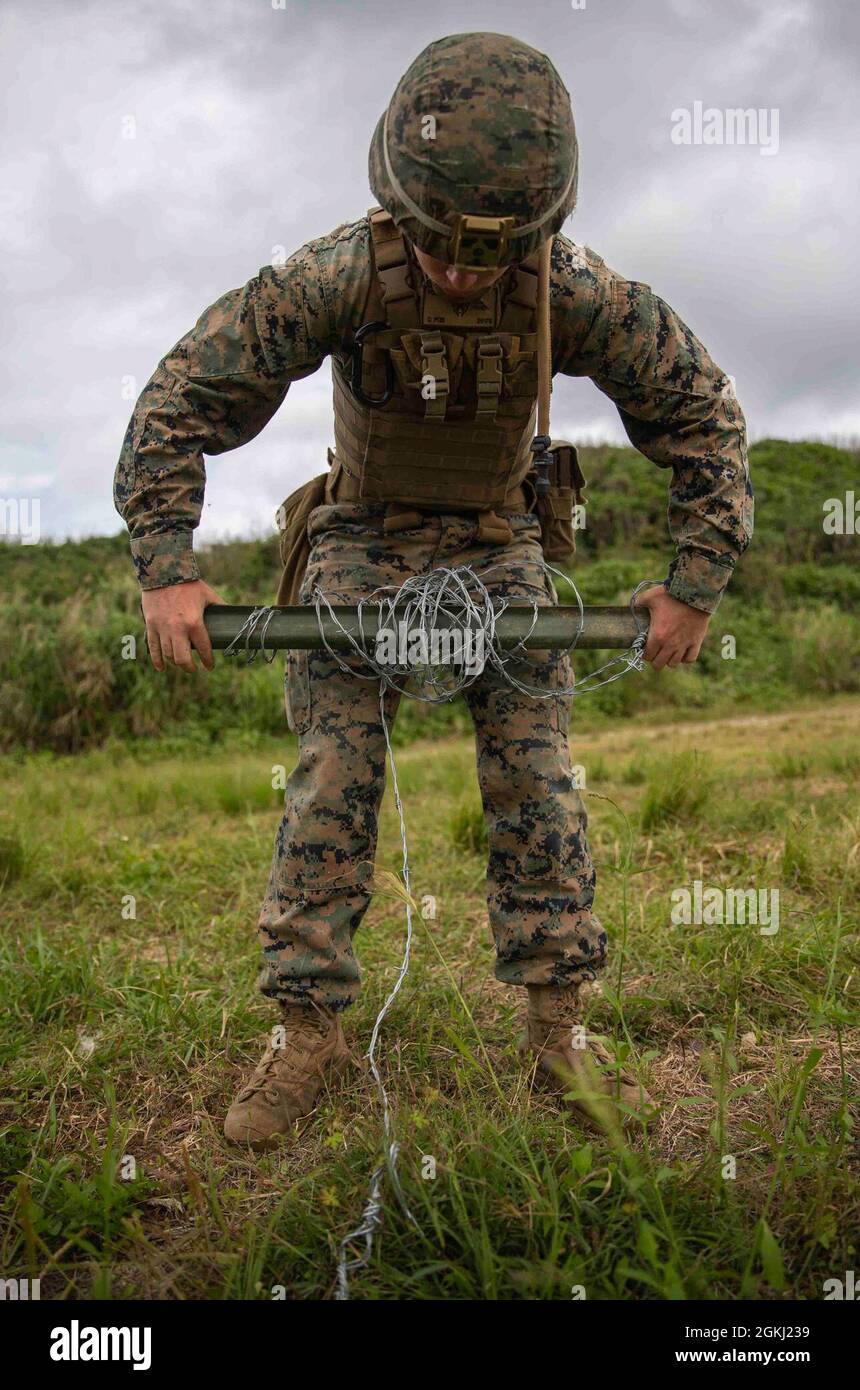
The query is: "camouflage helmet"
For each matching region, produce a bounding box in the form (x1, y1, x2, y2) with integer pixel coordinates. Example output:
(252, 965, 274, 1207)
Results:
(369, 32, 578, 271)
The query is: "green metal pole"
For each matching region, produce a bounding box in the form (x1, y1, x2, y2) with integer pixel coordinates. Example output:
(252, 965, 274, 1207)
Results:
(204, 604, 649, 652)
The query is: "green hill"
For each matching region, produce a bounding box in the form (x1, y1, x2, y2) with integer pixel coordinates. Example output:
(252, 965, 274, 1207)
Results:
(1, 439, 857, 753)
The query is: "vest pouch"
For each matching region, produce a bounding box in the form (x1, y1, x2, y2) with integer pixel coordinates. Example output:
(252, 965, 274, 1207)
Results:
(532, 441, 587, 563)
(275, 469, 329, 606)
(502, 343, 539, 402)
(389, 332, 466, 412)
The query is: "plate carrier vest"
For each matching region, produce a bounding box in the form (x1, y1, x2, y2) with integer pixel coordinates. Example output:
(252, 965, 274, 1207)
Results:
(330, 207, 541, 520)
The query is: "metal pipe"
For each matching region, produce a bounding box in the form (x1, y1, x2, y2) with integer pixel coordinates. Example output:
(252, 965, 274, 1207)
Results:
(204, 603, 649, 652)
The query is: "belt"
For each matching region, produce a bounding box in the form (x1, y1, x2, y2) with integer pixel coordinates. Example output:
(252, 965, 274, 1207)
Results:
(327, 456, 532, 545)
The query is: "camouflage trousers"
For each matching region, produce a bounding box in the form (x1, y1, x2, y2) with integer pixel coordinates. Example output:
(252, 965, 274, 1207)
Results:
(256, 502, 607, 1011)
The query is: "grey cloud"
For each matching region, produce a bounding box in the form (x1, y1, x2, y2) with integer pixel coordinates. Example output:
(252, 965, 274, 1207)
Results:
(1, 0, 857, 546)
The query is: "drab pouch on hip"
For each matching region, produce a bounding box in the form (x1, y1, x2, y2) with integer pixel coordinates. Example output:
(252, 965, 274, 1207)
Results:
(275, 470, 329, 606)
(531, 440, 587, 563)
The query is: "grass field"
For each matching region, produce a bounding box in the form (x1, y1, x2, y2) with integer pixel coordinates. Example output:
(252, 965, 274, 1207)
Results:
(1, 695, 858, 1299)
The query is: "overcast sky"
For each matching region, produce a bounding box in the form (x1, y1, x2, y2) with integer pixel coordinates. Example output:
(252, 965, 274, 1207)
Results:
(2, 0, 858, 546)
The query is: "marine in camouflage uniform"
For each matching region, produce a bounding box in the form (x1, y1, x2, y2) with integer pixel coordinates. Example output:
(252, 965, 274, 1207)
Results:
(115, 33, 752, 1146)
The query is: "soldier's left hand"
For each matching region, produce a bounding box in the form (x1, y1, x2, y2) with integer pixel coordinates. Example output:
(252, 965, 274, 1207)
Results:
(638, 586, 710, 670)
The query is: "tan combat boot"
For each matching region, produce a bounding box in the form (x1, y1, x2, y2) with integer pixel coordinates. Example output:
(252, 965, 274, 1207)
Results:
(224, 1002, 353, 1150)
(519, 984, 653, 1133)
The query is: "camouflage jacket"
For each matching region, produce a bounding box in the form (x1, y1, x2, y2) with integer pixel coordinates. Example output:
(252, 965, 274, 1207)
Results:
(114, 217, 753, 612)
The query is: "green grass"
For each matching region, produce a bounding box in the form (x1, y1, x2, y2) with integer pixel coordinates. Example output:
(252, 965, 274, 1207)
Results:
(639, 749, 716, 832)
(449, 798, 489, 855)
(1, 435, 857, 1297)
(1, 699, 857, 1299)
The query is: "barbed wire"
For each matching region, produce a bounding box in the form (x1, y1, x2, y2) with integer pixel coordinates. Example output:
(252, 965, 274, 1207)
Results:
(222, 604, 279, 662)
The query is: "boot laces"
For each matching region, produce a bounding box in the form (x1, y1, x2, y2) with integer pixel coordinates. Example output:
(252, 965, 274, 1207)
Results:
(242, 1008, 331, 1104)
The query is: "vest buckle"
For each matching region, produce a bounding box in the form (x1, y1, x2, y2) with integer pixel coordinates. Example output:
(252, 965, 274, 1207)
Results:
(419, 331, 450, 422)
(475, 338, 504, 421)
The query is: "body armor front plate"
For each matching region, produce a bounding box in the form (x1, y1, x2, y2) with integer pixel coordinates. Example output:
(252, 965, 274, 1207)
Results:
(331, 208, 542, 513)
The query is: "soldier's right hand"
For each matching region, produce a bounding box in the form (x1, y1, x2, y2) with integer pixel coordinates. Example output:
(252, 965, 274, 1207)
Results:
(141, 579, 226, 673)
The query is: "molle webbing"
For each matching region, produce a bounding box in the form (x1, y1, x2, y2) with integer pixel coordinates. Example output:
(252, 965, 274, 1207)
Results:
(368, 207, 416, 330)
(331, 209, 542, 512)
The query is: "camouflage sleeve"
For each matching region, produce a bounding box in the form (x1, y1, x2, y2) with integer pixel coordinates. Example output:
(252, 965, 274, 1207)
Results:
(551, 235, 754, 613)
(114, 218, 373, 589)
